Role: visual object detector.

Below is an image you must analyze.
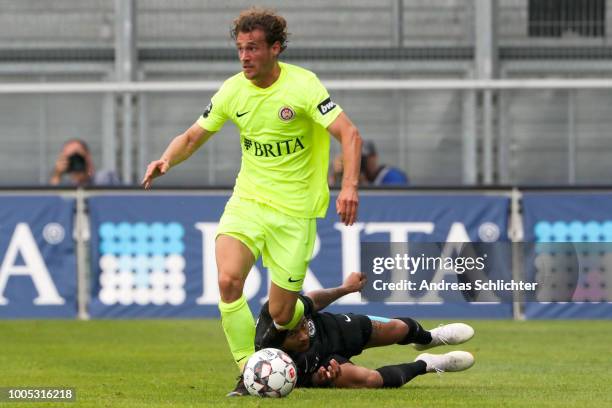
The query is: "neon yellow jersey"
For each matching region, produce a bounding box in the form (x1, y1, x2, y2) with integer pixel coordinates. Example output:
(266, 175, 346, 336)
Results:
(197, 62, 342, 218)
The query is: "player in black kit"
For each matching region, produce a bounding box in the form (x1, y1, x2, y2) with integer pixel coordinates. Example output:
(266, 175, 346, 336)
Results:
(255, 272, 475, 388)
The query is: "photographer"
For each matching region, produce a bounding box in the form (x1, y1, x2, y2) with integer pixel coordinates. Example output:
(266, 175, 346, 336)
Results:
(49, 139, 120, 187)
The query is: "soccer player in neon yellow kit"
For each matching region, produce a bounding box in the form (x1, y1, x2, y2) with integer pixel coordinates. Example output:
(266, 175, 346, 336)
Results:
(141, 8, 362, 396)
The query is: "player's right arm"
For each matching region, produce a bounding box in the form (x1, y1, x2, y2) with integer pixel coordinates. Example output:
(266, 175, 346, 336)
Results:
(304, 272, 366, 312)
(141, 122, 214, 189)
(310, 359, 342, 387)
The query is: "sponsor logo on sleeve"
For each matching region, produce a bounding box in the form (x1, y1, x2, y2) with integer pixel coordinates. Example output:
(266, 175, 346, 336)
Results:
(317, 97, 337, 115)
(202, 102, 213, 118)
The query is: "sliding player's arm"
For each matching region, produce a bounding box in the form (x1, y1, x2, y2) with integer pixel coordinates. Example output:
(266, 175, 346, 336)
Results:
(311, 360, 382, 388)
(141, 122, 215, 189)
(304, 272, 366, 312)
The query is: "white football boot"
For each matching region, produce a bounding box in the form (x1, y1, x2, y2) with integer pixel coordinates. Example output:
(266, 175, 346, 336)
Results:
(413, 323, 474, 351)
(415, 351, 475, 373)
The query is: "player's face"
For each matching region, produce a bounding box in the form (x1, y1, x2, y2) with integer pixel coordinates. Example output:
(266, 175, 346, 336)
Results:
(282, 320, 310, 352)
(235, 29, 279, 82)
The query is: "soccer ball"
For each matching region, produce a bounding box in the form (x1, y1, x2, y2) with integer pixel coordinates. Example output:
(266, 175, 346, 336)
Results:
(243, 348, 297, 398)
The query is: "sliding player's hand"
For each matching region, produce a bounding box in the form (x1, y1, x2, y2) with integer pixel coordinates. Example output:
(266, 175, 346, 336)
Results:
(343, 272, 367, 293)
(141, 159, 170, 189)
(336, 186, 358, 226)
(311, 359, 342, 386)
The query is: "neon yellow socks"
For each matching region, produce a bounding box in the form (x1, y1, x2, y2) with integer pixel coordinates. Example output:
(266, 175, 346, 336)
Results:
(219, 296, 305, 368)
(273, 297, 305, 330)
(218, 294, 255, 368)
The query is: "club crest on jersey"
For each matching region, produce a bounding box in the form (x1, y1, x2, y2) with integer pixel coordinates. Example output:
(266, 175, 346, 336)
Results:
(307, 319, 316, 337)
(278, 106, 295, 122)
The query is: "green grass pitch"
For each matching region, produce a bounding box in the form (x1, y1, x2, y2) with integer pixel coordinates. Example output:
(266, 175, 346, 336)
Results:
(1, 320, 611, 407)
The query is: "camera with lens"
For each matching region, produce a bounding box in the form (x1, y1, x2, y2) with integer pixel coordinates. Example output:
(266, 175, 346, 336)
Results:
(66, 153, 87, 173)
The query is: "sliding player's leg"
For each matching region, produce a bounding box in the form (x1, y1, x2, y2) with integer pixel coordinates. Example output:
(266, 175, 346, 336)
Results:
(413, 323, 475, 350)
(365, 316, 474, 350)
(319, 353, 475, 389)
(364, 316, 432, 348)
(415, 351, 475, 373)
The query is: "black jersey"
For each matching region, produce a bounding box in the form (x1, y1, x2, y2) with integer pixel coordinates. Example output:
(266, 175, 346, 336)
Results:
(289, 295, 372, 387)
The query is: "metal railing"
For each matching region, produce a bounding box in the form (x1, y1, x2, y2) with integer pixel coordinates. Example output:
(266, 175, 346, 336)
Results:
(1, 78, 611, 187)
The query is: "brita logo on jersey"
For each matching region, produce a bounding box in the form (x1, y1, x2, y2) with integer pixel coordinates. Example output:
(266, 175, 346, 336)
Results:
(243, 137, 305, 157)
(317, 97, 336, 115)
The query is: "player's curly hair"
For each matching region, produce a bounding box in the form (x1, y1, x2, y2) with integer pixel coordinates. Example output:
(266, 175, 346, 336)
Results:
(231, 7, 289, 53)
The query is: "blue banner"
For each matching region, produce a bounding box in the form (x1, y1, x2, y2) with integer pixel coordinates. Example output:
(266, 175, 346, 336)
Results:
(522, 192, 612, 319)
(316, 194, 512, 318)
(88, 193, 511, 319)
(0, 196, 76, 318)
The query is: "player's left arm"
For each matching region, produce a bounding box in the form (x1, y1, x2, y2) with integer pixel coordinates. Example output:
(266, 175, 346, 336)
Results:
(327, 112, 362, 226)
(304, 272, 366, 312)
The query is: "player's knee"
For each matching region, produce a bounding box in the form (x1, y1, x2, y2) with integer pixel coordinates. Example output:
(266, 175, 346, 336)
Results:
(392, 319, 409, 339)
(364, 370, 383, 388)
(217, 273, 244, 302)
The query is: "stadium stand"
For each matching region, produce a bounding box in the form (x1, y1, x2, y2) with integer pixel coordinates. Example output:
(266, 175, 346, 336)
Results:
(0, 0, 611, 186)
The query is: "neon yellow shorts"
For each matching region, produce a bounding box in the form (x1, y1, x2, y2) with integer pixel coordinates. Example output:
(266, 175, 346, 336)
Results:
(216, 195, 317, 292)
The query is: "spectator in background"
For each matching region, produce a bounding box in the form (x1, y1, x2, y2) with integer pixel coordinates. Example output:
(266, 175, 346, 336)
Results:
(49, 139, 120, 187)
(360, 140, 408, 186)
(329, 141, 409, 187)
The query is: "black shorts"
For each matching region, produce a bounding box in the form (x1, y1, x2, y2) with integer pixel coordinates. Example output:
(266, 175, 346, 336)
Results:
(297, 313, 373, 387)
(328, 313, 373, 362)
